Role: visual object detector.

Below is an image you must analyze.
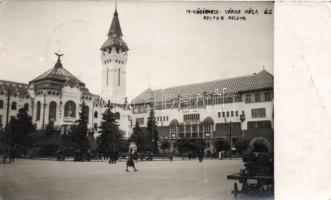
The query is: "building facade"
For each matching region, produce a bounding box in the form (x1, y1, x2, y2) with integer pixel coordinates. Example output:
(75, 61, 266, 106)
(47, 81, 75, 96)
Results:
(131, 70, 274, 154)
(0, 9, 132, 137)
(0, 6, 273, 154)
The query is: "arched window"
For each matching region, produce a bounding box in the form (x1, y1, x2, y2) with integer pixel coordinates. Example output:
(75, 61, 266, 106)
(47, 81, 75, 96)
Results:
(94, 111, 98, 118)
(49, 101, 57, 122)
(64, 101, 76, 118)
(0, 100, 3, 109)
(36, 101, 41, 121)
(11, 101, 17, 110)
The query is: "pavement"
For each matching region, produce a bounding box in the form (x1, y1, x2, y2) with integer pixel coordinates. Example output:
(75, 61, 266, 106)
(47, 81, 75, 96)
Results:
(0, 159, 273, 200)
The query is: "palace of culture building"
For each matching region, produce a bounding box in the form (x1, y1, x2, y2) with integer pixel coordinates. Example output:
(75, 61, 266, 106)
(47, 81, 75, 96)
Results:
(0, 7, 273, 154)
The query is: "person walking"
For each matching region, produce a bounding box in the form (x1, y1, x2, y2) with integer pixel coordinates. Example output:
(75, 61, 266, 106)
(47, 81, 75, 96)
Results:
(198, 151, 203, 163)
(9, 145, 15, 163)
(126, 149, 138, 172)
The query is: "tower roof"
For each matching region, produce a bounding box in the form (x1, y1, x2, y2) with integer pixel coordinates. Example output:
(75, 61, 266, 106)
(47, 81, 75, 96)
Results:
(101, 9, 129, 51)
(108, 9, 123, 38)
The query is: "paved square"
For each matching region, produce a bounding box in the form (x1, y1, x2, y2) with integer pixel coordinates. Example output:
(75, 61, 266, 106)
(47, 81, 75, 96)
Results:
(0, 159, 273, 200)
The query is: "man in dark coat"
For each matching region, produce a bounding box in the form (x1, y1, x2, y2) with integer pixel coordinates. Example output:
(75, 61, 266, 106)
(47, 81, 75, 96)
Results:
(126, 149, 138, 172)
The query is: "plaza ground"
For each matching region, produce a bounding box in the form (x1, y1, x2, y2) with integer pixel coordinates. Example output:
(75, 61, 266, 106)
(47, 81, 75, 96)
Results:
(0, 159, 273, 200)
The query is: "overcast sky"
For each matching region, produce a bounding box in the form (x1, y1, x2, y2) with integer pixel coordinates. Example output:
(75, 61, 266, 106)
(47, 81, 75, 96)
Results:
(0, 0, 273, 100)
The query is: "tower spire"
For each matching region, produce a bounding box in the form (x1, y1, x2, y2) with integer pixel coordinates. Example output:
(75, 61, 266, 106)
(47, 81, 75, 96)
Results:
(107, 3, 123, 38)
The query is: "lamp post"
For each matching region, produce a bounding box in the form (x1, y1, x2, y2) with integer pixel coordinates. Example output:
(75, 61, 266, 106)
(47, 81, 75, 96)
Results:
(5, 86, 11, 126)
(42, 92, 46, 130)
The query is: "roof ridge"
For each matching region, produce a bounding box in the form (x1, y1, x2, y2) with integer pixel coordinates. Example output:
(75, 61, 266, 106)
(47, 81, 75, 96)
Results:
(151, 73, 256, 93)
(0, 79, 29, 85)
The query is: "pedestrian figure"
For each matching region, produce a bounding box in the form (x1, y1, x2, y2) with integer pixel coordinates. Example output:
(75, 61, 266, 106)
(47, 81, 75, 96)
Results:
(126, 149, 138, 172)
(188, 152, 192, 160)
(169, 151, 173, 161)
(199, 151, 203, 163)
(9, 145, 15, 163)
(98, 151, 102, 162)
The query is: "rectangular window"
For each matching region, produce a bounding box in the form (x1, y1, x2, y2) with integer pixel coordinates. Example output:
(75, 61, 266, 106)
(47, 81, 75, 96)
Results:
(265, 92, 271, 101)
(218, 112, 221, 118)
(226, 111, 229, 117)
(136, 118, 144, 126)
(247, 121, 271, 129)
(251, 108, 266, 118)
(255, 93, 260, 102)
(235, 94, 241, 102)
(245, 94, 251, 103)
(222, 112, 225, 117)
(231, 111, 234, 117)
(0, 100, 3, 109)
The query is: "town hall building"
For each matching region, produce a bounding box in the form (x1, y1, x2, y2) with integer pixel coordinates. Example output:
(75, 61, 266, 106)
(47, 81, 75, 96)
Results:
(0, 6, 273, 154)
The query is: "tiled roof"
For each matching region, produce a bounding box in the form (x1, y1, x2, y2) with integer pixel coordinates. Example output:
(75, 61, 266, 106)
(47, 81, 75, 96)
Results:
(132, 70, 273, 104)
(31, 64, 84, 85)
(0, 80, 29, 98)
(101, 10, 128, 51)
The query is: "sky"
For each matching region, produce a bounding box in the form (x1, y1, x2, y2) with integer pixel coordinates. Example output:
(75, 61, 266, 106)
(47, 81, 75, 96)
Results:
(0, 0, 273, 100)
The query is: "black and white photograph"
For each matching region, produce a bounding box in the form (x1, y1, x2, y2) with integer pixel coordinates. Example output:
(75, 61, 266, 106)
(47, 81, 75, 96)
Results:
(4, 0, 329, 199)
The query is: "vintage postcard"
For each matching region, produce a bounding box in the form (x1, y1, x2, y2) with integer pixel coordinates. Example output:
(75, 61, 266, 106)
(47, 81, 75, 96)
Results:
(7, 0, 330, 199)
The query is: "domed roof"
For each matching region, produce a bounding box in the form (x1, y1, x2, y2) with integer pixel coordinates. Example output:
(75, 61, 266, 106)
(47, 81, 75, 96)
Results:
(30, 54, 84, 86)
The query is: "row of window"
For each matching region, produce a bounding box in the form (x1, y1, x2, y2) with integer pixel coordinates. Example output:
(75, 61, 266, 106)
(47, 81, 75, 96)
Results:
(247, 121, 272, 129)
(104, 59, 125, 65)
(0, 100, 28, 111)
(134, 92, 272, 114)
(36, 91, 60, 96)
(0, 91, 29, 98)
(183, 114, 200, 122)
(103, 47, 122, 54)
(251, 108, 266, 118)
(170, 124, 213, 133)
(156, 116, 169, 122)
(35, 101, 99, 122)
(217, 110, 242, 118)
(245, 92, 272, 103)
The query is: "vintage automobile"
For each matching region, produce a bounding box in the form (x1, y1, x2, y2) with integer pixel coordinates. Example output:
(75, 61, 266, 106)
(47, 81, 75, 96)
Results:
(227, 135, 274, 196)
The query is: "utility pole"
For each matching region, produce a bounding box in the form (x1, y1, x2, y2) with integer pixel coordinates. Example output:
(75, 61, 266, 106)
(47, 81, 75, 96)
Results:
(229, 121, 232, 160)
(42, 92, 46, 130)
(5, 87, 11, 126)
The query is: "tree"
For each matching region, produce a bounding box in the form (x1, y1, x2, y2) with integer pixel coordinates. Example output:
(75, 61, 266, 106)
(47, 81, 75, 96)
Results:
(69, 102, 90, 152)
(160, 140, 170, 155)
(214, 139, 230, 152)
(146, 108, 158, 153)
(12, 106, 35, 154)
(97, 101, 125, 154)
(128, 121, 146, 152)
(235, 138, 249, 154)
(45, 120, 55, 136)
